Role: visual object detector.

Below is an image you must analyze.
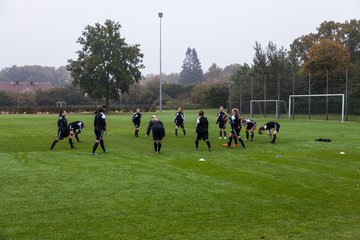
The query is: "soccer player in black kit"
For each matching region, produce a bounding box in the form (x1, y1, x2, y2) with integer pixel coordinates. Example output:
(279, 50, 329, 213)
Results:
(132, 108, 142, 138)
(195, 110, 212, 151)
(258, 121, 280, 144)
(216, 106, 227, 139)
(92, 106, 107, 155)
(240, 117, 256, 141)
(174, 107, 186, 136)
(146, 115, 165, 153)
(68, 121, 85, 142)
(50, 110, 74, 150)
(223, 108, 245, 149)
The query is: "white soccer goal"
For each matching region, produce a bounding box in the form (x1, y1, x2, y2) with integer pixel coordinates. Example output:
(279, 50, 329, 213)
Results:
(250, 100, 288, 119)
(288, 94, 345, 122)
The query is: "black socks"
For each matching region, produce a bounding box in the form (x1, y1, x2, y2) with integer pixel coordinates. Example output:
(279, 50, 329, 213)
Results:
(92, 142, 99, 153)
(154, 142, 162, 152)
(50, 140, 58, 150)
(100, 140, 106, 151)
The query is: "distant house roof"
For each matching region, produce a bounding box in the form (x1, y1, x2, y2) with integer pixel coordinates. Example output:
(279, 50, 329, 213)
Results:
(0, 81, 53, 93)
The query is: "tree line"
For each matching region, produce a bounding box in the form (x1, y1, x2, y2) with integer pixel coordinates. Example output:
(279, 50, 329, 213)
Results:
(0, 65, 71, 86)
(0, 19, 359, 112)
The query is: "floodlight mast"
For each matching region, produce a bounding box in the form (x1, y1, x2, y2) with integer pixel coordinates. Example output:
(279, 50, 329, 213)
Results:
(158, 12, 163, 112)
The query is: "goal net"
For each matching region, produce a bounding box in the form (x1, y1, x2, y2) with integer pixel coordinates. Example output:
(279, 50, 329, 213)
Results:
(288, 94, 344, 122)
(250, 100, 288, 119)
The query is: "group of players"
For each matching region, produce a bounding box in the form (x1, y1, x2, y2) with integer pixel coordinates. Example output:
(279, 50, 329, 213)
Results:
(50, 105, 280, 154)
(131, 106, 280, 153)
(50, 105, 107, 155)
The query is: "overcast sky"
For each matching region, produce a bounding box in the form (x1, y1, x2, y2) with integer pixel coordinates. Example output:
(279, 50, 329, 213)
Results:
(1, 0, 359, 75)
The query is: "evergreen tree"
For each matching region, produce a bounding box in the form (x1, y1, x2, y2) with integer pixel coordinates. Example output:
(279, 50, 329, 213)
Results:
(179, 48, 203, 84)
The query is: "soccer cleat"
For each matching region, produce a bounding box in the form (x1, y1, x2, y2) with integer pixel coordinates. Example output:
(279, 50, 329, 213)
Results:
(219, 137, 222, 139)
(232, 144, 238, 147)
(91, 152, 98, 155)
(195, 148, 199, 151)
(224, 137, 227, 139)
(103, 149, 108, 153)
(223, 143, 230, 148)
(250, 139, 253, 141)
(208, 148, 212, 152)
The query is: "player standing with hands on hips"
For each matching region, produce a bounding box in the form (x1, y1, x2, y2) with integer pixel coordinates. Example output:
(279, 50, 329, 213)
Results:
(92, 106, 107, 155)
(216, 106, 227, 139)
(174, 107, 186, 136)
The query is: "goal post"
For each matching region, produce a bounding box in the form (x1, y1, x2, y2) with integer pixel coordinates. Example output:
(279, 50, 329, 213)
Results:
(288, 94, 345, 122)
(250, 100, 288, 119)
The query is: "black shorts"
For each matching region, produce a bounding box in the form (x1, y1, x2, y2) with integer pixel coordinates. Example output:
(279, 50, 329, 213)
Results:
(57, 130, 69, 139)
(152, 128, 164, 141)
(274, 124, 280, 132)
(246, 122, 256, 130)
(175, 122, 184, 128)
(196, 132, 209, 141)
(94, 128, 105, 141)
(232, 128, 241, 137)
(218, 122, 226, 129)
(133, 122, 140, 129)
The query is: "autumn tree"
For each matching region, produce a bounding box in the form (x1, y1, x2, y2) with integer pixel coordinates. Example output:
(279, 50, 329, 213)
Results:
(301, 39, 351, 79)
(290, 19, 360, 68)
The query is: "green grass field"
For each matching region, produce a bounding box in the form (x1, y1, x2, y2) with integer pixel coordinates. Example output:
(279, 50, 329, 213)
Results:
(1, 110, 359, 239)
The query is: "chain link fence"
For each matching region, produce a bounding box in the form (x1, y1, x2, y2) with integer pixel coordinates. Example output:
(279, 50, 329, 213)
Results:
(231, 70, 360, 122)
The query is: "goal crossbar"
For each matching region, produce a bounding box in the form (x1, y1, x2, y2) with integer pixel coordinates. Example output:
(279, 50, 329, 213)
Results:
(250, 100, 287, 119)
(288, 94, 344, 122)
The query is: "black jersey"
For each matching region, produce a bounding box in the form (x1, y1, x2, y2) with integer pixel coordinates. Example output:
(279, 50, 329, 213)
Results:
(94, 112, 106, 130)
(174, 111, 185, 124)
(242, 118, 256, 128)
(264, 122, 280, 132)
(228, 114, 241, 130)
(58, 116, 68, 133)
(146, 120, 165, 141)
(196, 116, 209, 133)
(146, 120, 165, 136)
(69, 121, 85, 132)
(132, 112, 142, 124)
(216, 111, 226, 124)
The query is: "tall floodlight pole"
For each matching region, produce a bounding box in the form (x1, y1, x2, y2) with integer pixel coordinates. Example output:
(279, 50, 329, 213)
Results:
(158, 12, 163, 112)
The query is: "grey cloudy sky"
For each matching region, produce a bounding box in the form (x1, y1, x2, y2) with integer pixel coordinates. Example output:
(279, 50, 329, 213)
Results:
(1, 0, 359, 75)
